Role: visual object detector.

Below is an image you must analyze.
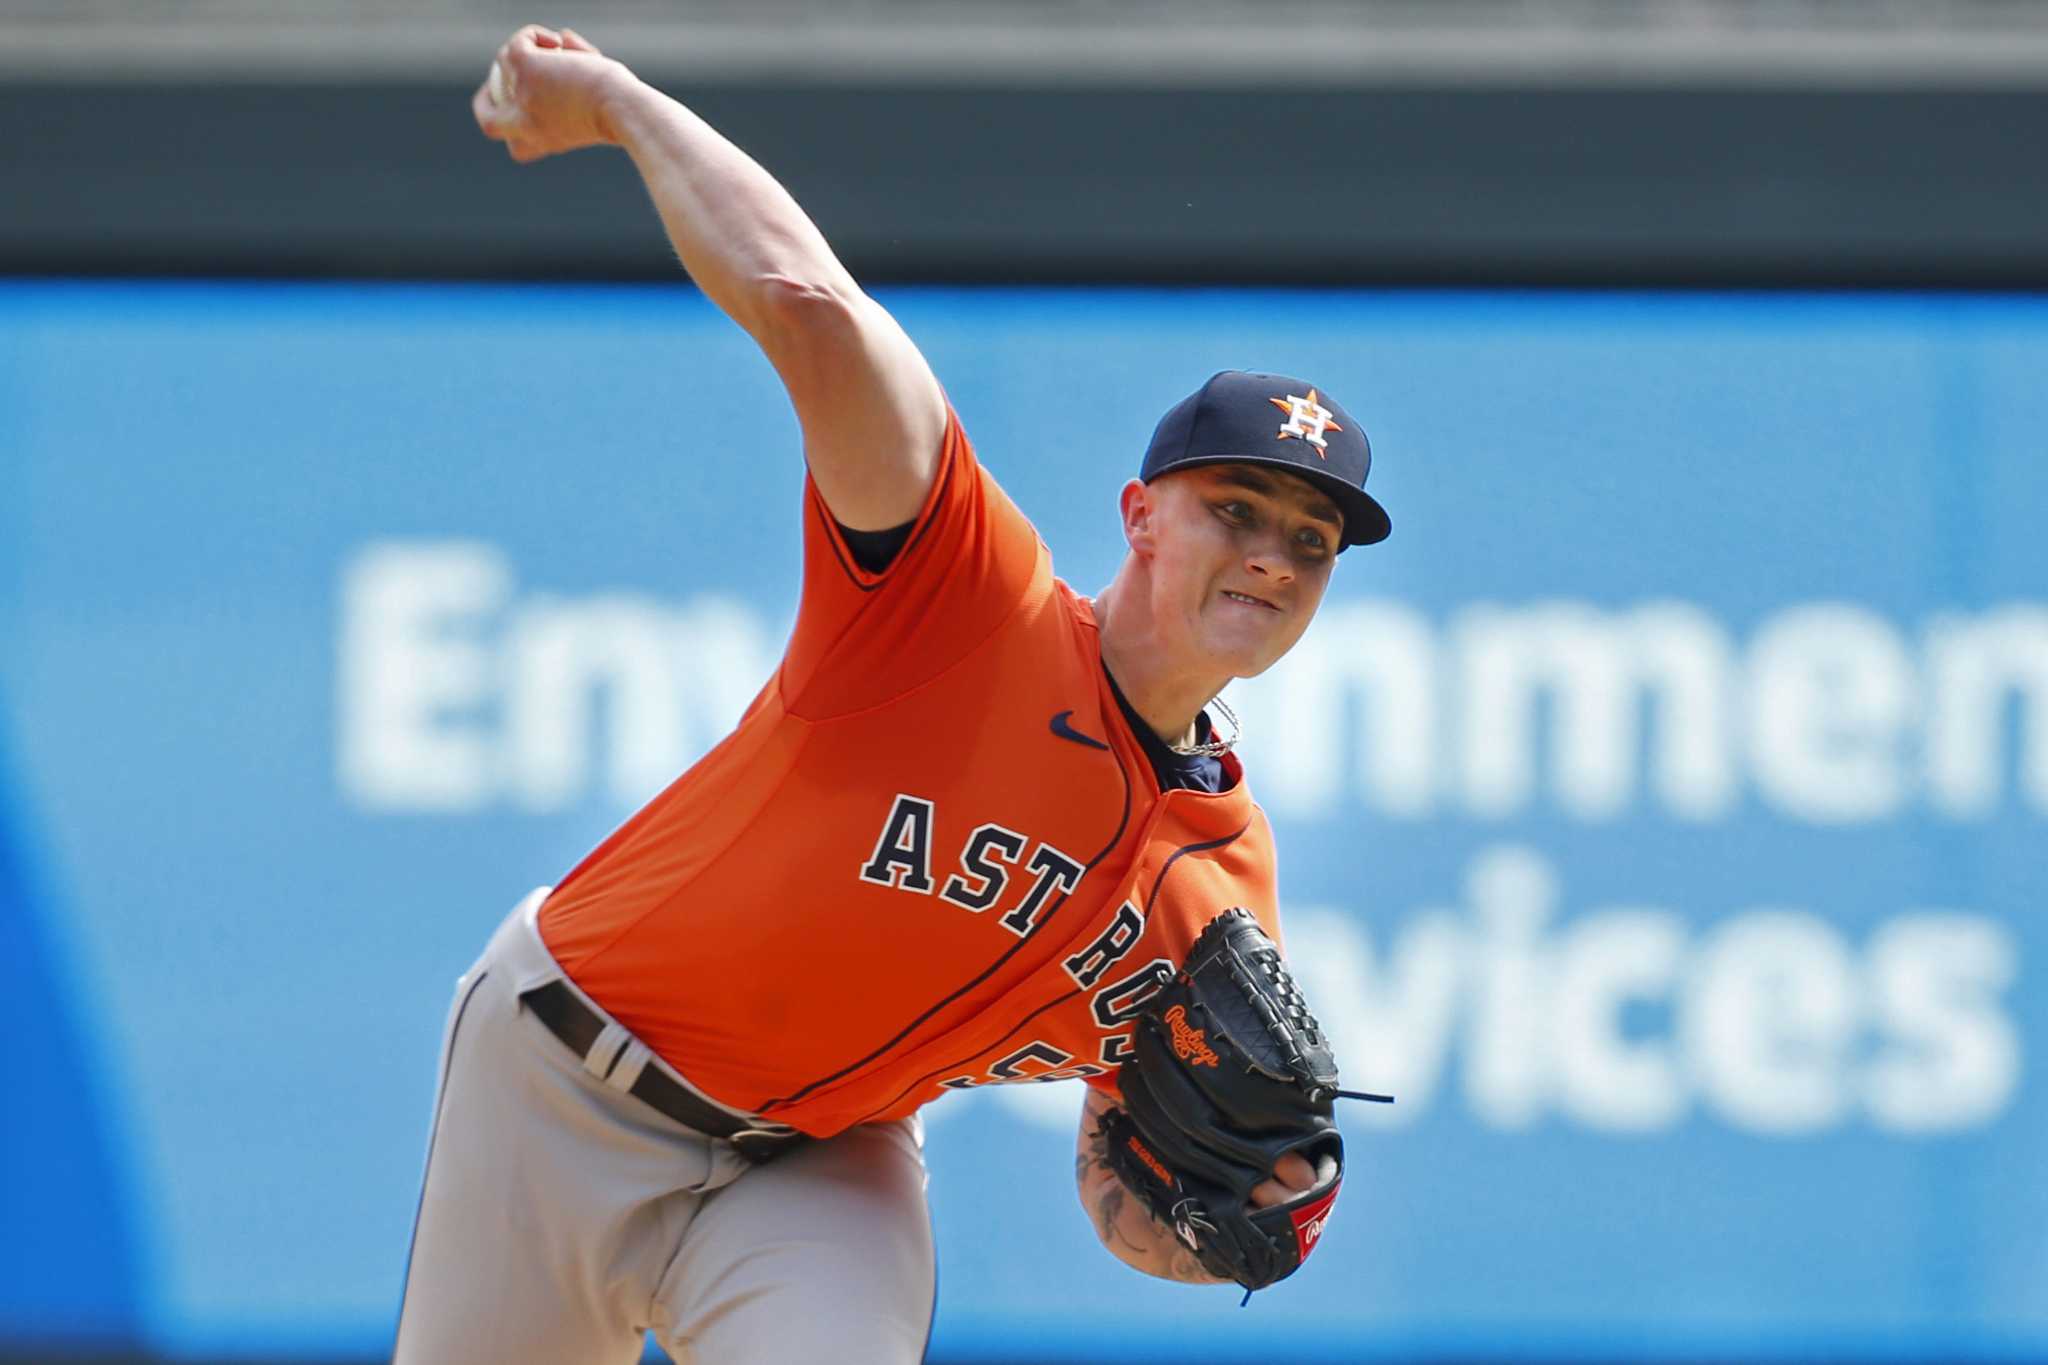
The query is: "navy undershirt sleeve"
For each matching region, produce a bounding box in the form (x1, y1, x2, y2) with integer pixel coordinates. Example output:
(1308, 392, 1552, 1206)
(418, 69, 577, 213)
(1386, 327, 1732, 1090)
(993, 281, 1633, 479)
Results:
(838, 519, 916, 574)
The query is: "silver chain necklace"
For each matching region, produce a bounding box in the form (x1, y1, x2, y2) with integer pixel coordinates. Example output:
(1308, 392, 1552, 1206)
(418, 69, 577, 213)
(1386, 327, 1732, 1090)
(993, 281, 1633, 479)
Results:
(1168, 695, 1242, 758)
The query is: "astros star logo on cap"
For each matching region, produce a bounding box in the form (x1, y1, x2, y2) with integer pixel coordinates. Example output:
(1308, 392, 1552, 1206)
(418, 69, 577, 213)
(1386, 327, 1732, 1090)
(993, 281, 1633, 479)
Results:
(1269, 390, 1342, 455)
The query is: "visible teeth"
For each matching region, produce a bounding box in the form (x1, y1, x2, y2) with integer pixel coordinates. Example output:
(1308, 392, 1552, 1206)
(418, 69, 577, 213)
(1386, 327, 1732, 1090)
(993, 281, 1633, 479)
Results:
(1226, 592, 1263, 606)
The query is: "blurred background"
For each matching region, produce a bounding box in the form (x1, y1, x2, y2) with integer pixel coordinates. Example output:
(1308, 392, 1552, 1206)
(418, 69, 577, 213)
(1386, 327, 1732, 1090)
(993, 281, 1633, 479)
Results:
(2, 2, 2044, 1362)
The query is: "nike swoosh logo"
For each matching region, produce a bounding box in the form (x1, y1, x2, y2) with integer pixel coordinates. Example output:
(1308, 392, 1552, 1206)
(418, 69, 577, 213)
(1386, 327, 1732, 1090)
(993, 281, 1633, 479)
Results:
(1049, 710, 1109, 751)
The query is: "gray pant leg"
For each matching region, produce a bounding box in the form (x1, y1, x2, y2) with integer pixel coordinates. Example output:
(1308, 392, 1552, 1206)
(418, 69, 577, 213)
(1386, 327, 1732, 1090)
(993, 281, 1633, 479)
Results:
(655, 1119, 936, 1365)
(395, 897, 738, 1365)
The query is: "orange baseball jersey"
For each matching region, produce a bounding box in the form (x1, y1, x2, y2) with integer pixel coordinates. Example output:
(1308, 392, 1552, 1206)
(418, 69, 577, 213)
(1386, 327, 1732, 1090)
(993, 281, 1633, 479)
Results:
(537, 410, 1285, 1137)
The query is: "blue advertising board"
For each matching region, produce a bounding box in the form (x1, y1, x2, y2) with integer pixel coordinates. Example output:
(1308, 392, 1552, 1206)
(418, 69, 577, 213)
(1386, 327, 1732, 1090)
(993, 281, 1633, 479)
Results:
(0, 282, 2041, 1361)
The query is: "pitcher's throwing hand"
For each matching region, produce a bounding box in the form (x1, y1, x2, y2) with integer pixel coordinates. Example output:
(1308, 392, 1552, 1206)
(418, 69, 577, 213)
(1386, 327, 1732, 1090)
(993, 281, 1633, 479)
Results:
(472, 25, 632, 162)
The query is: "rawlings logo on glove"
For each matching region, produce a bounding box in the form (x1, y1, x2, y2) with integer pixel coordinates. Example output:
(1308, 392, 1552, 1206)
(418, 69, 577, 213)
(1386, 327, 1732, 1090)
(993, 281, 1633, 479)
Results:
(1164, 1005, 1220, 1067)
(1100, 909, 1390, 1291)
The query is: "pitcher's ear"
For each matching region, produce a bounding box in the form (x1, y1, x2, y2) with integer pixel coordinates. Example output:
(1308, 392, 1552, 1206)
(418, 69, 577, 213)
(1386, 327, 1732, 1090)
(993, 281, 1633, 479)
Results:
(1120, 479, 1157, 554)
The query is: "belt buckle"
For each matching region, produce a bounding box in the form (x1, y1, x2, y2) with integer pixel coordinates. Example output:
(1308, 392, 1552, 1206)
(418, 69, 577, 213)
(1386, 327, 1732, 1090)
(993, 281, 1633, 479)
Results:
(728, 1126, 802, 1164)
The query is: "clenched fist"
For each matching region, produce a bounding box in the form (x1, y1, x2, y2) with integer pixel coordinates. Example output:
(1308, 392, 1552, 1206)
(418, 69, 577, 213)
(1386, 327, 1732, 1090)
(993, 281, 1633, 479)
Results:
(473, 26, 638, 163)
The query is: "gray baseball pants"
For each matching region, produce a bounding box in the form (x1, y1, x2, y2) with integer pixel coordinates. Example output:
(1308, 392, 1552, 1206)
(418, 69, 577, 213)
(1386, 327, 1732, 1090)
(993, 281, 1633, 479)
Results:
(394, 890, 936, 1364)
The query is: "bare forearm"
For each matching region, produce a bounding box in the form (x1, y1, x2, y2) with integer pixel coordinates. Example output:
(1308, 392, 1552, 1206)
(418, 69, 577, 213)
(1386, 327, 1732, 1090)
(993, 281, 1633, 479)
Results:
(599, 75, 857, 339)
(1075, 1102, 1225, 1285)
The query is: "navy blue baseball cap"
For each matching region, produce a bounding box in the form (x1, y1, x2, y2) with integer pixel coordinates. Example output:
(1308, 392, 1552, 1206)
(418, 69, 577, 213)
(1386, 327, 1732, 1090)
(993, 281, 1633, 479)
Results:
(1140, 370, 1391, 548)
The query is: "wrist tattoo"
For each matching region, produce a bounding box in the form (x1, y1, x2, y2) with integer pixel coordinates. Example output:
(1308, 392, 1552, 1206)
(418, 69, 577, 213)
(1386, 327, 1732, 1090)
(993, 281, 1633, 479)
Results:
(1077, 1108, 1221, 1284)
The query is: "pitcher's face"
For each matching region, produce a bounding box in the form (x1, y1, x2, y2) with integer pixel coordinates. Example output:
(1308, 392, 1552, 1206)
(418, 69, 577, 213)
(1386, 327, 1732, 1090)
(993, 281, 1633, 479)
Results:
(1137, 464, 1342, 678)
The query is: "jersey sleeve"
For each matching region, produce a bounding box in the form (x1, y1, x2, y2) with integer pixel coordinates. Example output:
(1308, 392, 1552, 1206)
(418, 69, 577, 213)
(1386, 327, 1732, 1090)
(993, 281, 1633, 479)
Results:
(779, 407, 1049, 718)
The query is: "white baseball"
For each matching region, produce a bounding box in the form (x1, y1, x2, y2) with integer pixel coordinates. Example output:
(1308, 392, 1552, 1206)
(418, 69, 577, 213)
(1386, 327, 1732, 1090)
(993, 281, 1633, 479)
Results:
(487, 58, 515, 109)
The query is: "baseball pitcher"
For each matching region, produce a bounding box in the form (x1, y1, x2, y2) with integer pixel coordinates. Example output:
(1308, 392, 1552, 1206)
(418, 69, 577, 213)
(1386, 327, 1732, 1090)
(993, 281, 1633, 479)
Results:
(394, 25, 1394, 1364)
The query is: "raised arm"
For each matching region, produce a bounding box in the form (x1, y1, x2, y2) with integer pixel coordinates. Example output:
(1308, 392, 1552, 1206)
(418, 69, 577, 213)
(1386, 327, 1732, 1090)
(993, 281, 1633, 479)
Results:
(473, 26, 946, 530)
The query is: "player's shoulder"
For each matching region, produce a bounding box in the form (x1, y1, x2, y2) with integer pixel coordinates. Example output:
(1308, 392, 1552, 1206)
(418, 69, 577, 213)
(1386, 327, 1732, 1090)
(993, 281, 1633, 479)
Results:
(1054, 579, 1109, 634)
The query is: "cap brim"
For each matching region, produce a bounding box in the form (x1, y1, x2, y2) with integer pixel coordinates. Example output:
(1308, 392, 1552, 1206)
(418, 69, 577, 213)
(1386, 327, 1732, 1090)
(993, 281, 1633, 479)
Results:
(1151, 453, 1391, 550)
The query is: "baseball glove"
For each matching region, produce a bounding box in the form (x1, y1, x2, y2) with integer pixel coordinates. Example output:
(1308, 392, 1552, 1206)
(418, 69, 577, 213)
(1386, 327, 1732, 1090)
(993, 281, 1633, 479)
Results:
(1101, 908, 1377, 1291)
